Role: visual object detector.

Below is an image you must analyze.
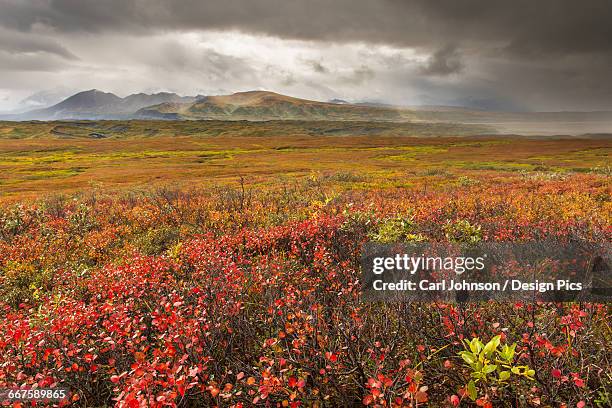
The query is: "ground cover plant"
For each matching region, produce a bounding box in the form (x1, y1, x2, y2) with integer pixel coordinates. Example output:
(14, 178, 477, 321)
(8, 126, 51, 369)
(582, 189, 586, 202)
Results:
(0, 121, 610, 407)
(1, 120, 610, 201)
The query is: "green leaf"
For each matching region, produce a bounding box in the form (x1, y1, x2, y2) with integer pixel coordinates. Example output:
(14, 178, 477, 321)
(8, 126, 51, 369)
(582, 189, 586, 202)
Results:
(526, 369, 535, 378)
(483, 364, 498, 374)
(469, 338, 483, 355)
(499, 371, 511, 381)
(511, 366, 520, 375)
(483, 335, 501, 357)
(499, 343, 516, 362)
(460, 351, 476, 365)
(508, 343, 516, 356)
(467, 380, 477, 401)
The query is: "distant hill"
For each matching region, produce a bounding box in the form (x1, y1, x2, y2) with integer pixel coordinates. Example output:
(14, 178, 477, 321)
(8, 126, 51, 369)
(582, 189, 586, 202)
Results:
(328, 98, 350, 104)
(29, 90, 123, 118)
(136, 91, 410, 121)
(3, 89, 611, 135)
(17, 90, 197, 120)
(8, 90, 411, 121)
(120, 92, 195, 113)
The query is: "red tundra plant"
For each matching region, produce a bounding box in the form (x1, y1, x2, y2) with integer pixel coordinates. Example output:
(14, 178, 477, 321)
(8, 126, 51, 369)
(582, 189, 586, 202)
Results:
(0, 177, 610, 406)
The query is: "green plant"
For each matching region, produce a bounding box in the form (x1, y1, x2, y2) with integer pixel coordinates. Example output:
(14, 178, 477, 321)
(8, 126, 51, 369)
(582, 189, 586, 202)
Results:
(458, 336, 534, 401)
(443, 219, 482, 243)
(456, 175, 478, 186)
(369, 215, 425, 243)
(136, 226, 180, 255)
(594, 385, 610, 407)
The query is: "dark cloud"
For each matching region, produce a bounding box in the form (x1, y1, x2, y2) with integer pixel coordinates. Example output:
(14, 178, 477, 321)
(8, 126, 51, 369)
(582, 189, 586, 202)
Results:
(2, 0, 611, 55)
(152, 42, 251, 82)
(0, 0, 611, 110)
(0, 28, 77, 59)
(0, 50, 67, 72)
(420, 45, 463, 76)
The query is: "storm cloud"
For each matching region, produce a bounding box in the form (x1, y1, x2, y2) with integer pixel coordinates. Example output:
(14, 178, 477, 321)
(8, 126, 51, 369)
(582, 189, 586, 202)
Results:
(0, 0, 611, 111)
(420, 45, 464, 76)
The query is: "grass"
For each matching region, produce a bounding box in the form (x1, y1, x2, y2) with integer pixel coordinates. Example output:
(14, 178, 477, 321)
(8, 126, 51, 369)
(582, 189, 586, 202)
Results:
(458, 161, 537, 172)
(0, 120, 610, 201)
(23, 168, 85, 180)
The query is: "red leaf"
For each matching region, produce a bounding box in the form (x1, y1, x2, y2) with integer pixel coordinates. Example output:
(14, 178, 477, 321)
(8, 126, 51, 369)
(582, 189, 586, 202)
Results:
(415, 391, 428, 403)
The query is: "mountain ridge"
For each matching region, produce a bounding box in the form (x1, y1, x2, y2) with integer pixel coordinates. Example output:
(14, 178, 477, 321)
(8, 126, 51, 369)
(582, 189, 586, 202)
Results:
(136, 91, 409, 121)
(3, 90, 612, 136)
(17, 89, 198, 120)
(8, 89, 412, 121)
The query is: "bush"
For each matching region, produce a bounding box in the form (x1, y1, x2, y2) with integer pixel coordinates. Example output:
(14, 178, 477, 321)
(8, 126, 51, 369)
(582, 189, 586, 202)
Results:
(444, 219, 483, 243)
(0, 178, 609, 407)
(136, 226, 180, 255)
(369, 215, 426, 243)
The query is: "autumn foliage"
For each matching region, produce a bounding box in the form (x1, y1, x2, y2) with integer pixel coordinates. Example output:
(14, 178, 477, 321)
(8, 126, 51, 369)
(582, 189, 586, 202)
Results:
(0, 173, 610, 407)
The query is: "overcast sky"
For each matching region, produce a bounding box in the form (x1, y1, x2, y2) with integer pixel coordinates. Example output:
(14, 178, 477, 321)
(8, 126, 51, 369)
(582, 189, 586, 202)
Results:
(1, 0, 611, 112)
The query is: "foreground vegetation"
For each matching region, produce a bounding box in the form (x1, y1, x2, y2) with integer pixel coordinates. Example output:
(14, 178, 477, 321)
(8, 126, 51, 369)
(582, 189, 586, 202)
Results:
(0, 121, 610, 407)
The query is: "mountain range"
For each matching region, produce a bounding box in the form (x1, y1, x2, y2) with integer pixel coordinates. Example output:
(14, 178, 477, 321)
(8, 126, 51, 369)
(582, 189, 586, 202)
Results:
(2, 89, 612, 135)
(135, 90, 407, 121)
(6, 89, 409, 122)
(12, 90, 200, 120)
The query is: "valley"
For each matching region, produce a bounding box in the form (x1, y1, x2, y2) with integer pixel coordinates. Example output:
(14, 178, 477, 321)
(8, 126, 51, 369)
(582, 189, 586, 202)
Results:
(0, 120, 609, 201)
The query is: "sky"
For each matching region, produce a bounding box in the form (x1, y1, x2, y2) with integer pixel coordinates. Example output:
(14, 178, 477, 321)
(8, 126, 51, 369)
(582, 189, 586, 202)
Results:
(1, 0, 611, 112)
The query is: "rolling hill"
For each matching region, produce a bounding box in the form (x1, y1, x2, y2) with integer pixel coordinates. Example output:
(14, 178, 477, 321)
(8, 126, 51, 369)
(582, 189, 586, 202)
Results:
(135, 91, 410, 121)
(3, 89, 611, 135)
(7, 90, 413, 122)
